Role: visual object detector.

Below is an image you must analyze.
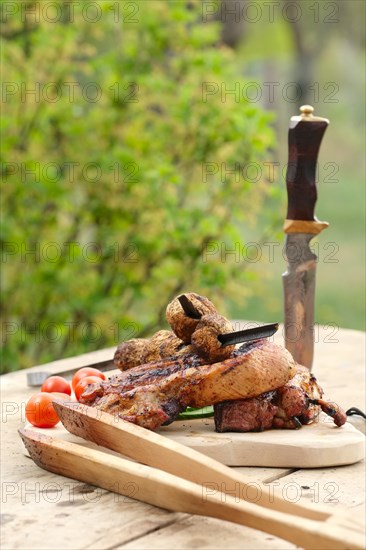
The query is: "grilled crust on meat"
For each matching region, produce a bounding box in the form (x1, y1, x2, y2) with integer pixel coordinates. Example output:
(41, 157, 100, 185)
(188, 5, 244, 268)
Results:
(214, 365, 322, 432)
(113, 331, 192, 371)
(114, 338, 150, 371)
(82, 351, 205, 403)
(80, 340, 296, 430)
(214, 364, 346, 432)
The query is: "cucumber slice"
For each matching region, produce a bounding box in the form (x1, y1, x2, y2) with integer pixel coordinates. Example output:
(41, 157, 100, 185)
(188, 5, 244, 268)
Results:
(177, 406, 214, 420)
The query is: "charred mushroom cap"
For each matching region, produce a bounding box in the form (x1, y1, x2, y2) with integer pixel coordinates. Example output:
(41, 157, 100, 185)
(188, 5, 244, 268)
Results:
(191, 313, 235, 362)
(114, 338, 150, 371)
(166, 293, 217, 343)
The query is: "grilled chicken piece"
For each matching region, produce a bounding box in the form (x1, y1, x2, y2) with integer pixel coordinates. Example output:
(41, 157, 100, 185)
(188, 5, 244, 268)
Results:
(114, 332, 186, 371)
(214, 365, 346, 432)
(80, 340, 296, 430)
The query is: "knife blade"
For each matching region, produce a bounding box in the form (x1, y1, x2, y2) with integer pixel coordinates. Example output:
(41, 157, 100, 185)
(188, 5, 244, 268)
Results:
(282, 105, 329, 369)
(26, 359, 115, 387)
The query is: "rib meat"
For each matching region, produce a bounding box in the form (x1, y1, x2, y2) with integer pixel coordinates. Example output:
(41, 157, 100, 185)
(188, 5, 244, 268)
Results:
(80, 340, 296, 430)
(214, 365, 347, 432)
(82, 350, 205, 403)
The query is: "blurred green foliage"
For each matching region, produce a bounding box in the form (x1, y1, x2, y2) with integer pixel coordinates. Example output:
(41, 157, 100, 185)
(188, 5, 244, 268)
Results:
(1, 1, 278, 372)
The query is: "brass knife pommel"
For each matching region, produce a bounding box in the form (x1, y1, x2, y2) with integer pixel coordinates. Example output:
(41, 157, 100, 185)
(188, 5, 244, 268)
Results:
(290, 105, 330, 126)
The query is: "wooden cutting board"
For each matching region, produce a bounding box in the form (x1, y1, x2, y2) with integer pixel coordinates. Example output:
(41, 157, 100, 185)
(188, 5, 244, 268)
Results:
(24, 413, 364, 469)
(159, 414, 365, 468)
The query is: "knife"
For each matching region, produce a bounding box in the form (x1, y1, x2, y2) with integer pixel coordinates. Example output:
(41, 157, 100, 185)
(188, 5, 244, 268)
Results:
(26, 359, 116, 387)
(282, 105, 329, 370)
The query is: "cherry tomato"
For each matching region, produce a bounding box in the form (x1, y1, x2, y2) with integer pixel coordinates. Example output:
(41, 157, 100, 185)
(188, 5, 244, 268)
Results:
(41, 376, 71, 395)
(74, 376, 103, 401)
(25, 392, 60, 428)
(72, 367, 105, 392)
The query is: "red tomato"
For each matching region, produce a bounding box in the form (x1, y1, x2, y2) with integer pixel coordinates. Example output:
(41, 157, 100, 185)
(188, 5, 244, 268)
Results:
(72, 367, 105, 391)
(74, 376, 103, 401)
(25, 392, 60, 428)
(41, 376, 71, 395)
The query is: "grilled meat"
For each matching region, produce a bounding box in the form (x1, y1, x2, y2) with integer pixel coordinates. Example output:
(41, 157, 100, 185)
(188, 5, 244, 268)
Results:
(309, 398, 347, 427)
(114, 338, 150, 371)
(83, 349, 205, 403)
(166, 292, 217, 343)
(155, 331, 187, 358)
(80, 340, 296, 430)
(214, 392, 278, 432)
(214, 365, 346, 432)
(114, 331, 190, 371)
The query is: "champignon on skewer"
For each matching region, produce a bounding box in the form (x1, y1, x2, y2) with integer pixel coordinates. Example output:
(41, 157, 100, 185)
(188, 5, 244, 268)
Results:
(114, 338, 150, 371)
(173, 295, 278, 362)
(166, 292, 217, 343)
(114, 293, 278, 371)
(190, 313, 235, 362)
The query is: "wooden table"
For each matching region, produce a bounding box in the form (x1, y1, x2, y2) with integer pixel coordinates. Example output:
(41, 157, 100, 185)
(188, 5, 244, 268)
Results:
(1, 325, 365, 549)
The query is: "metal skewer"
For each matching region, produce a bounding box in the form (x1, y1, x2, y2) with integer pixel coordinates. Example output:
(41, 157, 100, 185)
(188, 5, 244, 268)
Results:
(178, 295, 279, 347)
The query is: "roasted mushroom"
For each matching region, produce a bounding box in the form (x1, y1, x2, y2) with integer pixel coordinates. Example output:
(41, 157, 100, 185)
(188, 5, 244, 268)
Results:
(166, 292, 217, 343)
(191, 313, 235, 362)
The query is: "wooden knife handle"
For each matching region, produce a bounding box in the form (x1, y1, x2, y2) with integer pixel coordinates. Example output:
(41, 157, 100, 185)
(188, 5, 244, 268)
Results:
(286, 105, 329, 223)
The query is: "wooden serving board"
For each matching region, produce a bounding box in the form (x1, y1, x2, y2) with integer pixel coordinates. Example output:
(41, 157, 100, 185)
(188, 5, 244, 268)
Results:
(24, 413, 365, 469)
(159, 415, 365, 468)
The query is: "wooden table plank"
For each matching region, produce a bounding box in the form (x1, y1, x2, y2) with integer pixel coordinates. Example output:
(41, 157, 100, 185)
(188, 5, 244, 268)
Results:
(120, 515, 297, 550)
(265, 458, 366, 510)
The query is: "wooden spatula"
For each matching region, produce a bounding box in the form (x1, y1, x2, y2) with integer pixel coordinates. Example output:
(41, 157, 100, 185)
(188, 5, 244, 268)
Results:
(19, 423, 365, 550)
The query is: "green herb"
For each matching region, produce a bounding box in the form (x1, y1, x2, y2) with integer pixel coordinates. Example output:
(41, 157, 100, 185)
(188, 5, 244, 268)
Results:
(177, 406, 214, 420)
